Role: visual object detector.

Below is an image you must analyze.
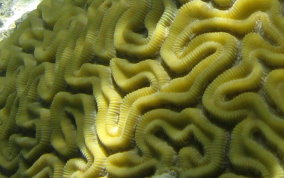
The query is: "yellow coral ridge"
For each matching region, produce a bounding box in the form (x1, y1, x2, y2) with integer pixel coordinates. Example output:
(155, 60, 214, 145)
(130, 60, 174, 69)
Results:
(230, 118, 284, 177)
(134, 108, 227, 177)
(0, 0, 284, 177)
(114, 0, 176, 58)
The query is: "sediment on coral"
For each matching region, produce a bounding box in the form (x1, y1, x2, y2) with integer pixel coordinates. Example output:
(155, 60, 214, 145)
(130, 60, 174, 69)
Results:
(0, 0, 284, 177)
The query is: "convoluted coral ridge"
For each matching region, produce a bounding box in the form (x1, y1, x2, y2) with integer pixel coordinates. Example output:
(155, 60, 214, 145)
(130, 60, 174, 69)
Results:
(0, 0, 284, 177)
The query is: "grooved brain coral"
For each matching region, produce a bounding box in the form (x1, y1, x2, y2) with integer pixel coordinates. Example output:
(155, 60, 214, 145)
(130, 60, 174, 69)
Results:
(0, 0, 284, 177)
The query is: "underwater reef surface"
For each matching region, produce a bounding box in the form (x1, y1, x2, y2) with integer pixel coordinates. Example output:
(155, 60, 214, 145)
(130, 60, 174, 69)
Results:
(0, 0, 284, 177)
(0, 0, 43, 41)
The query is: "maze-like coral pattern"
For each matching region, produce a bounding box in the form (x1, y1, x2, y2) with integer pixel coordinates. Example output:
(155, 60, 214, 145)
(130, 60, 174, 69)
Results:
(0, 0, 284, 177)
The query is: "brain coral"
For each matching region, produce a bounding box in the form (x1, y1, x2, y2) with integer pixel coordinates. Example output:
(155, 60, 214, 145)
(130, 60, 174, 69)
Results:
(0, 0, 284, 177)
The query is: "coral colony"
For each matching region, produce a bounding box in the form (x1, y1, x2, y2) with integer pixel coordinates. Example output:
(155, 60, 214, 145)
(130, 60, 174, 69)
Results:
(0, 0, 284, 177)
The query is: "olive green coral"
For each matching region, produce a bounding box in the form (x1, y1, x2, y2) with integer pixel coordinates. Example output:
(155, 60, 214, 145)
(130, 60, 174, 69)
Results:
(0, 0, 284, 177)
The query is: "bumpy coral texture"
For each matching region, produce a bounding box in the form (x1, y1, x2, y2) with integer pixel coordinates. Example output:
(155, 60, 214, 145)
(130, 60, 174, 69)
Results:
(0, 0, 284, 177)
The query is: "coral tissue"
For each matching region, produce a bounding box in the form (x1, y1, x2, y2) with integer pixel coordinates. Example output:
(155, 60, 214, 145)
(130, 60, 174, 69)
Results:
(0, 0, 284, 177)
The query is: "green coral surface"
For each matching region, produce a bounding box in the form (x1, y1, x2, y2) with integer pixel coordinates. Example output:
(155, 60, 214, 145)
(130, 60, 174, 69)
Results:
(0, 0, 284, 177)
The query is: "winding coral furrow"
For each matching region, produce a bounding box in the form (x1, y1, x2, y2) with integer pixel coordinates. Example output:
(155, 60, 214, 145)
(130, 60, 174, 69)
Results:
(114, 0, 176, 58)
(134, 108, 227, 177)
